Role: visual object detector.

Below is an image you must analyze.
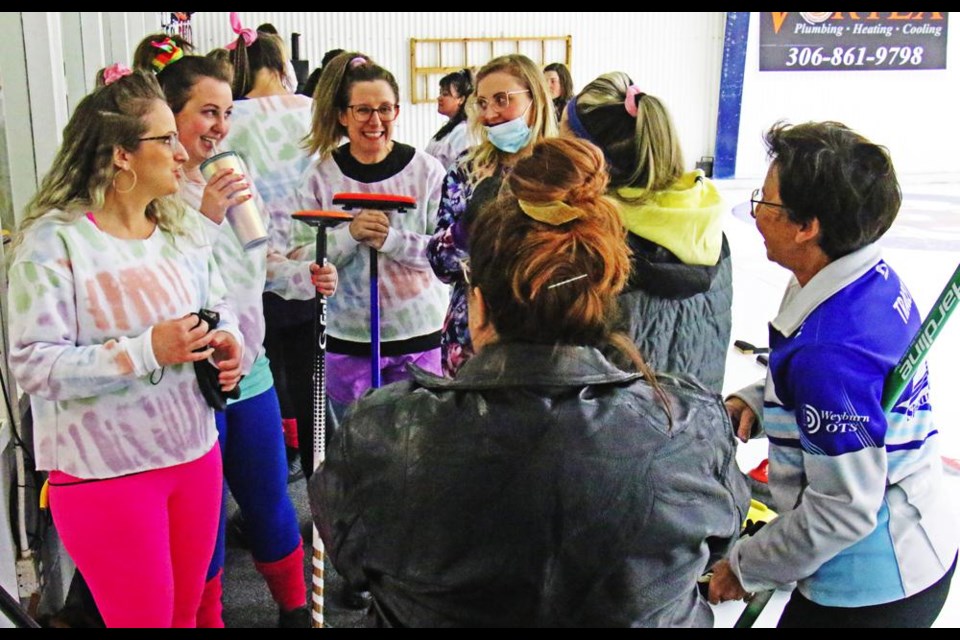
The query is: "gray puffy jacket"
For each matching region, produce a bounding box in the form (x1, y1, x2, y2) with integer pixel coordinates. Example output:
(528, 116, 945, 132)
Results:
(616, 234, 733, 393)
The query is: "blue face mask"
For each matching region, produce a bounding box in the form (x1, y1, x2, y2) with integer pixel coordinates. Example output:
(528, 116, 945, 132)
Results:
(484, 106, 533, 153)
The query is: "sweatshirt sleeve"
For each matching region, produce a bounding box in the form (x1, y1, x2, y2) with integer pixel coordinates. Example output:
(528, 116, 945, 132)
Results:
(378, 160, 445, 271)
(727, 379, 767, 438)
(296, 165, 363, 270)
(203, 247, 244, 352)
(257, 188, 317, 301)
(8, 259, 154, 400)
(729, 344, 889, 592)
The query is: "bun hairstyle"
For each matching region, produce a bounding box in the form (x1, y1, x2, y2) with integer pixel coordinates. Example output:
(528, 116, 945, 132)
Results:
(304, 51, 400, 160)
(469, 137, 671, 418)
(469, 137, 627, 346)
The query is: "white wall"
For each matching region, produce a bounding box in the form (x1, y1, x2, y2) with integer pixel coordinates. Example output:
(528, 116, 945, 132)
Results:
(0, 12, 160, 227)
(735, 12, 960, 183)
(189, 12, 725, 173)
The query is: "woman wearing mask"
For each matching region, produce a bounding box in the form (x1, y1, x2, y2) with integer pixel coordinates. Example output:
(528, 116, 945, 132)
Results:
(424, 68, 474, 172)
(8, 68, 243, 627)
(427, 53, 556, 377)
(140, 37, 336, 628)
(561, 72, 732, 392)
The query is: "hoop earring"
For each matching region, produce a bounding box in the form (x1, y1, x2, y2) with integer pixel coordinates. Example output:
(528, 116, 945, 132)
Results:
(113, 168, 137, 194)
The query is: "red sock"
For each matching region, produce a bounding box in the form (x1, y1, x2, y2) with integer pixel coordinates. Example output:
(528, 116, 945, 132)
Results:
(282, 418, 299, 449)
(254, 542, 306, 612)
(195, 570, 224, 628)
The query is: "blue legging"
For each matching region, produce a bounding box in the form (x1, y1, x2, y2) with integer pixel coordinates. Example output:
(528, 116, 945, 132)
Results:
(207, 386, 300, 580)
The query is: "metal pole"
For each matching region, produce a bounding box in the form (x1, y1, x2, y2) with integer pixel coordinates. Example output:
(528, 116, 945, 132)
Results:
(293, 210, 354, 628)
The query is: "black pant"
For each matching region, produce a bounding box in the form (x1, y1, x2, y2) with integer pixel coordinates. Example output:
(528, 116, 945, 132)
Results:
(261, 306, 338, 479)
(778, 554, 956, 628)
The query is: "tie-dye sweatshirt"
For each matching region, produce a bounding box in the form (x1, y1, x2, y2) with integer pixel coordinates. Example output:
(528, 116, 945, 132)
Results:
(7, 210, 242, 479)
(223, 94, 316, 254)
(179, 178, 316, 375)
(295, 142, 448, 346)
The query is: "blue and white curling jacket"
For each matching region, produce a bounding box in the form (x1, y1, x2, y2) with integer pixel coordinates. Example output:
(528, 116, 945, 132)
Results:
(729, 243, 957, 607)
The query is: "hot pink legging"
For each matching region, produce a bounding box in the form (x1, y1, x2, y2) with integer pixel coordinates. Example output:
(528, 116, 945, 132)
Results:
(48, 443, 222, 628)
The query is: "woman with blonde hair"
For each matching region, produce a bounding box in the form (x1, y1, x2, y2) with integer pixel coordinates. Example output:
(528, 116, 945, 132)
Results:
(311, 137, 749, 627)
(561, 71, 732, 393)
(8, 67, 242, 627)
(138, 35, 335, 627)
(427, 53, 556, 377)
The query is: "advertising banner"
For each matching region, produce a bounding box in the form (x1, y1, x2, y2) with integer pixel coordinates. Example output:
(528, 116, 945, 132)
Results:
(759, 12, 948, 71)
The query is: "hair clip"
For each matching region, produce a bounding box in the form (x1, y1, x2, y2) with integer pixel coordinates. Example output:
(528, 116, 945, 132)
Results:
(224, 11, 258, 50)
(102, 63, 132, 86)
(624, 85, 645, 118)
(547, 273, 589, 289)
(518, 199, 583, 226)
(349, 56, 368, 69)
(150, 37, 184, 73)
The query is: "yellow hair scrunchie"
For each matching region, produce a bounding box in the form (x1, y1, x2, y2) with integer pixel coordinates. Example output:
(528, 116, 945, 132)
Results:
(517, 199, 582, 226)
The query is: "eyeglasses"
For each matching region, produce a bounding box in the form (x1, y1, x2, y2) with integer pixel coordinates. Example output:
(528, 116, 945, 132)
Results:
(346, 104, 399, 123)
(470, 90, 531, 114)
(459, 258, 471, 286)
(750, 188, 790, 219)
(139, 132, 180, 149)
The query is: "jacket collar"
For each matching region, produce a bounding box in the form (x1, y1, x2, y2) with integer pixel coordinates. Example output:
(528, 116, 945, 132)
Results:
(772, 243, 883, 336)
(410, 342, 641, 390)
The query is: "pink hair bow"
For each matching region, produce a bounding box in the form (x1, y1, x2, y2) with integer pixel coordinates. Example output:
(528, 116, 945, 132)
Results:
(624, 85, 645, 118)
(103, 63, 133, 86)
(224, 12, 258, 50)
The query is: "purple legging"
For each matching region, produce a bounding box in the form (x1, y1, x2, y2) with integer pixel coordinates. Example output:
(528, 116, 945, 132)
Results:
(48, 444, 222, 628)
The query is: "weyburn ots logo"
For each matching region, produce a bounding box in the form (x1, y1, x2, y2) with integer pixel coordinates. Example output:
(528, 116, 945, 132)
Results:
(803, 404, 821, 434)
(802, 404, 870, 435)
(770, 12, 946, 34)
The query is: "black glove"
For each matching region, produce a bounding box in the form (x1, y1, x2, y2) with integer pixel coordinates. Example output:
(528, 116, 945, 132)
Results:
(193, 309, 241, 411)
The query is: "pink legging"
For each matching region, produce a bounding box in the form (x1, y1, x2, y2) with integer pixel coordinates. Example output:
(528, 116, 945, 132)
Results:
(48, 444, 222, 628)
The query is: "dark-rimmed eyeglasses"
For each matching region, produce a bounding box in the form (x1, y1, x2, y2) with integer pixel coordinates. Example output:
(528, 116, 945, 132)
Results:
(346, 104, 399, 123)
(750, 188, 790, 219)
(470, 90, 530, 114)
(139, 132, 180, 149)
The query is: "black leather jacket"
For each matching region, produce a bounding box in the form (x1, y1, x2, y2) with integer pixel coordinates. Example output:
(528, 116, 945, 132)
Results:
(310, 342, 749, 627)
